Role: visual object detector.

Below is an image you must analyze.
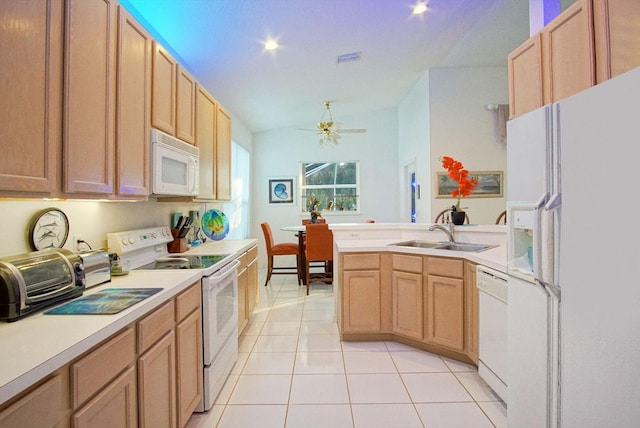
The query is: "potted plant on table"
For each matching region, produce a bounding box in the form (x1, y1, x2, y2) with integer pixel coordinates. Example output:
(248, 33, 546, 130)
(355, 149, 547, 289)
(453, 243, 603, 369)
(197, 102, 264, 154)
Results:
(307, 197, 322, 224)
(440, 156, 478, 225)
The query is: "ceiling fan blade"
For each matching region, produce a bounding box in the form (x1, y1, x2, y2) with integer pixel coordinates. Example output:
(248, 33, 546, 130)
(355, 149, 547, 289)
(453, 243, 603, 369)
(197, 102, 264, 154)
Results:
(296, 128, 321, 132)
(336, 128, 366, 133)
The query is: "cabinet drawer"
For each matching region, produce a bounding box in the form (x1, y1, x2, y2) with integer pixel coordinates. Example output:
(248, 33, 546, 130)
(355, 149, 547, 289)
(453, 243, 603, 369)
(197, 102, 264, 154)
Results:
(138, 300, 175, 353)
(72, 328, 136, 408)
(237, 252, 249, 271)
(176, 282, 201, 322)
(392, 254, 423, 274)
(427, 257, 464, 278)
(0, 375, 63, 428)
(247, 245, 258, 261)
(342, 253, 380, 270)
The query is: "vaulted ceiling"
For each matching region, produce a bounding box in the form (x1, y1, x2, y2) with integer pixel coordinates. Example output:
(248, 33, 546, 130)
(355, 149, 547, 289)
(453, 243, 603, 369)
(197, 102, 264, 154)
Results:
(123, 0, 530, 133)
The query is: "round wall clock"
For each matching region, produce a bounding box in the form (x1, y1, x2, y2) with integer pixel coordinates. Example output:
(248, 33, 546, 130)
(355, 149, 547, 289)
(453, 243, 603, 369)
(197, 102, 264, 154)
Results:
(28, 208, 70, 251)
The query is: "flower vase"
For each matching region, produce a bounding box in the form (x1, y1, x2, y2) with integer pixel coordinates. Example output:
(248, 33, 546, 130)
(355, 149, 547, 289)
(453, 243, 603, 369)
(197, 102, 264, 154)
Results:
(451, 210, 466, 225)
(310, 213, 319, 224)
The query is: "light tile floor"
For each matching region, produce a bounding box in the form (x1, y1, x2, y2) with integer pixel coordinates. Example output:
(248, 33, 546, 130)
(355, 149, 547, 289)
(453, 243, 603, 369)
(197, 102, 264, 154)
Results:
(186, 270, 507, 428)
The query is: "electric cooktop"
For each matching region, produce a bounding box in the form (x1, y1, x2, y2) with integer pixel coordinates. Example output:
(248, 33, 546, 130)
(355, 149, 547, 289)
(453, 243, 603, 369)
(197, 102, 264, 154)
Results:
(137, 254, 230, 270)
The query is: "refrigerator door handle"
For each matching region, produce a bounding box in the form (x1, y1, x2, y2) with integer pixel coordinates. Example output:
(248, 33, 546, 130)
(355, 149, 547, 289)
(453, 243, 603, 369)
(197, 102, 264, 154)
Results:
(545, 193, 561, 211)
(532, 193, 548, 285)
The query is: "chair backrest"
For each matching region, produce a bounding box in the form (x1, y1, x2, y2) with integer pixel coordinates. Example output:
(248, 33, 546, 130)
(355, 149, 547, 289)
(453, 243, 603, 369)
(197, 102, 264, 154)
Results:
(260, 222, 275, 256)
(302, 218, 326, 225)
(434, 209, 470, 224)
(495, 210, 507, 225)
(305, 224, 333, 261)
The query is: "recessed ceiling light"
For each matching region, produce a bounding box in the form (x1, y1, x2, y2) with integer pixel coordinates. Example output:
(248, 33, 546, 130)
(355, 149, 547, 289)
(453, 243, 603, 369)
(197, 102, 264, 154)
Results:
(413, 3, 428, 15)
(264, 39, 279, 51)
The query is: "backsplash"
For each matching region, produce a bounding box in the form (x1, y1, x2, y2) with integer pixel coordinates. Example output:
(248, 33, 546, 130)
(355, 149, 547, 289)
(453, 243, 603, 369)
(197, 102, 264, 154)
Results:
(0, 199, 225, 257)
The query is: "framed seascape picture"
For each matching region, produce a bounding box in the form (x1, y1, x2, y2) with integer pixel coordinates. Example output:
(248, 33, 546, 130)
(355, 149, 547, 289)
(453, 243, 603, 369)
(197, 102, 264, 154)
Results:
(436, 171, 503, 198)
(268, 178, 294, 204)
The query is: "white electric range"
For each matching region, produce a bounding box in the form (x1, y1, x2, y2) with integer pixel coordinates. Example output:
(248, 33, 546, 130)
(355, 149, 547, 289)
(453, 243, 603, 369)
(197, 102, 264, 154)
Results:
(107, 227, 239, 412)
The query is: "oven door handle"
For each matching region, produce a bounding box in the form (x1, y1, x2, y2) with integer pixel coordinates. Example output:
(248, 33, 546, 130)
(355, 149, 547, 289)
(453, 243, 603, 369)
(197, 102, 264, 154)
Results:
(207, 259, 240, 280)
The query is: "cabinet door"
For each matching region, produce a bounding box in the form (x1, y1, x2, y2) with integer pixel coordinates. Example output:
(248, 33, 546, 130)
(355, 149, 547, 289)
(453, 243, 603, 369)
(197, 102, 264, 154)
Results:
(152, 42, 177, 135)
(508, 33, 543, 118)
(593, 0, 640, 82)
(542, 0, 595, 103)
(73, 366, 138, 428)
(63, 0, 117, 195)
(138, 332, 177, 428)
(392, 271, 423, 340)
(247, 257, 259, 317)
(342, 270, 381, 333)
(0, 0, 62, 195)
(425, 275, 464, 351)
(176, 310, 203, 428)
(464, 261, 479, 364)
(176, 66, 196, 144)
(115, 6, 151, 197)
(195, 84, 217, 200)
(215, 104, 232, 201)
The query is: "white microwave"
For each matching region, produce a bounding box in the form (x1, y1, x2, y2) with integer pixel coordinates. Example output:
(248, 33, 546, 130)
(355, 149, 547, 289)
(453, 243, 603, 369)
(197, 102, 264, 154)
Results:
(151, 129, 199, 196)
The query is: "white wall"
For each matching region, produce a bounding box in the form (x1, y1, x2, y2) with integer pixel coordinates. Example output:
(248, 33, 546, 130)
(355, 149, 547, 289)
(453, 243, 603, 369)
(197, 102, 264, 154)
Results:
(428, 67, 508, 225)
(251, 107, 400, 266)
(398, 71, 431, 223)
(398, 66, 508, 226)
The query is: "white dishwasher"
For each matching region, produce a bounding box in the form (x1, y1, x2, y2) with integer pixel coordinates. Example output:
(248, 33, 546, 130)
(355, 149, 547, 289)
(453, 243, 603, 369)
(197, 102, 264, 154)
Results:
(476, 265, 508, 402)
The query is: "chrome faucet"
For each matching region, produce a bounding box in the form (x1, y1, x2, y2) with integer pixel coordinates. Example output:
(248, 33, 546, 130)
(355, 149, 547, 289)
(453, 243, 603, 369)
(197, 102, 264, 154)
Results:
(428, 224, 456, 242)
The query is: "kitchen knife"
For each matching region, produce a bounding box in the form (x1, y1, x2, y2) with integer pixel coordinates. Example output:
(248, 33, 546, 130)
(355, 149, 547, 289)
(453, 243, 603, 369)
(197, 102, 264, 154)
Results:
(178, 217, 191, 238)
(175, 216, 185, 230)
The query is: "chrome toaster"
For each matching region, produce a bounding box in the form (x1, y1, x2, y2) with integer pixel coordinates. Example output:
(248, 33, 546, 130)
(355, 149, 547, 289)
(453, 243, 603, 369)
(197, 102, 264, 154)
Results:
(0, 249, 86, 321)
(79, 250, 111, 289)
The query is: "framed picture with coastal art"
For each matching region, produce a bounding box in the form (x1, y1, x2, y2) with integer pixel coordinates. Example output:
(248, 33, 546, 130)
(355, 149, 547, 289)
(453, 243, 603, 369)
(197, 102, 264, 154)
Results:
(436, 171, 503, 198)
(268, 178, 295, 204)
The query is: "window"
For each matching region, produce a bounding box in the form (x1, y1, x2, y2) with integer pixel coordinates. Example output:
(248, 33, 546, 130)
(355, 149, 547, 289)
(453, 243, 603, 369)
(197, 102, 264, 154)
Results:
(300, 161, 359, 213)
(225, 141, 250, 239)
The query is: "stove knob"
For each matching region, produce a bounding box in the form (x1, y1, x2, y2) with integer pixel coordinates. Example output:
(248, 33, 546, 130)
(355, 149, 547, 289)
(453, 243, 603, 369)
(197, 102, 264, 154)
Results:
(128, 237, 135, 245)
(121, 237, 129, 246)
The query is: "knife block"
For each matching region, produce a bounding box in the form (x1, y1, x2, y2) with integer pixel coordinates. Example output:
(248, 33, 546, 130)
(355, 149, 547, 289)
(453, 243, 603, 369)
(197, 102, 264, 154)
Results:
(167, 228, 188, 253)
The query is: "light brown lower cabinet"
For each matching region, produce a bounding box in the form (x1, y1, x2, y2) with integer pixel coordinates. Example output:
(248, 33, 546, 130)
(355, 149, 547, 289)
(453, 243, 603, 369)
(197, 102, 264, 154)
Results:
(73, 366, 138, 428)
(237, 246, 259, 332)
(138, 332, 176, 428)
(0, 374, 66, 428)
(0, 282, 203, 428)
(464, 261, 479, 364)
(341, 252, 477, 363)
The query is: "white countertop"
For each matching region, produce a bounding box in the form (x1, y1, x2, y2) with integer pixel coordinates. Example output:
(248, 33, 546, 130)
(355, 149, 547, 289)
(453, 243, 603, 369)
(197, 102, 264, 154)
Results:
(0, 238, 257, 405)
(335, 238, 506, 273)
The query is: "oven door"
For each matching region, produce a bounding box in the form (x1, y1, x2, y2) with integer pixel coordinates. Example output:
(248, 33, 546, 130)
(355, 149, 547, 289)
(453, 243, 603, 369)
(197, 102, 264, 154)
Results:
(202, 260, 239, 365)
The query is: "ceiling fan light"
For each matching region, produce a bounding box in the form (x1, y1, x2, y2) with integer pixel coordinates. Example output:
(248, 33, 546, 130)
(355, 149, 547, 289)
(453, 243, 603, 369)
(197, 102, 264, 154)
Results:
(264, 39, 279, 50)
(413, 3, 428, 15)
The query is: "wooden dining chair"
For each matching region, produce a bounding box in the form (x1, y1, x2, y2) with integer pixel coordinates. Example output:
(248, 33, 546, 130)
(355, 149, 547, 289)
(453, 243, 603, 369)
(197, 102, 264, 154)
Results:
(495, 210, 507, 225)
(434, 208, 470, 224)
(304, 223, 334, 295)
(260, 222, 302, 286)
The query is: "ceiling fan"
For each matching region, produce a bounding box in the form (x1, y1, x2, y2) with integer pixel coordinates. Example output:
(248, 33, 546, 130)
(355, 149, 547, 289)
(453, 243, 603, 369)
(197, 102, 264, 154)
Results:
(300, 101, 366, 147)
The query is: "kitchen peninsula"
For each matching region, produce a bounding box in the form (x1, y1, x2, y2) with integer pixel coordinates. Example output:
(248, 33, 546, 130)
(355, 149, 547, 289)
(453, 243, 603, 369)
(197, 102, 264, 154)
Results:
(331, 223, 506, 365)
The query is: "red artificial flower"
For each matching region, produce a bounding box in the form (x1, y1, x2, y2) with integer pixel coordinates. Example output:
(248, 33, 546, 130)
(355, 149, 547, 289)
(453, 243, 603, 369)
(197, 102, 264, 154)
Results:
(441, 156, 478, 211)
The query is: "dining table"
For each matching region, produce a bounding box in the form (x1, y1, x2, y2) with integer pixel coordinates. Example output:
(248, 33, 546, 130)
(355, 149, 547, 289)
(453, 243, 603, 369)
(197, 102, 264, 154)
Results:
(280, 225, 308, 285)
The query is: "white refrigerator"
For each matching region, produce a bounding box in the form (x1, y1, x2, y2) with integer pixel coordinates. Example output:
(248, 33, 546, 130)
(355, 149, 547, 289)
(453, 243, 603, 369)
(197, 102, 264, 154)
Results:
(507, 66, 640, 428)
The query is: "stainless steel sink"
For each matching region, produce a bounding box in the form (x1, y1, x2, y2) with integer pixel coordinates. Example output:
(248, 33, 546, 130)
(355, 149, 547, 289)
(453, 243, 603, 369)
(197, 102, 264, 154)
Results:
(389, 240, 497, 252)
(389, 240, 443, 249)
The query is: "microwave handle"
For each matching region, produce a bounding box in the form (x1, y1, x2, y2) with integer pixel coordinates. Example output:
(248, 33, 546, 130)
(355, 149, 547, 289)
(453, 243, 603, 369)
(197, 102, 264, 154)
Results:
(189, 157, 199, 195)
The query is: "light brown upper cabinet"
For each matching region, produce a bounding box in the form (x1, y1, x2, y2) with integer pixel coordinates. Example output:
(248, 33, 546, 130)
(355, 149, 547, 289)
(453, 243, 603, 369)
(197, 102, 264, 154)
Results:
(508, 33, 544, 118)
(542, 0, 595, 104)
(0, 0, 63, 197)
(195, 85, 217, 200)
(152, 42, 196, 145)
(115, 5, 152, 198)
(593, 0, 640, 82)
(63, 0, 117, 195)
(176, 67, 196, 144)
(215, 104, 232, 201)
(152, 42, 177, 136)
